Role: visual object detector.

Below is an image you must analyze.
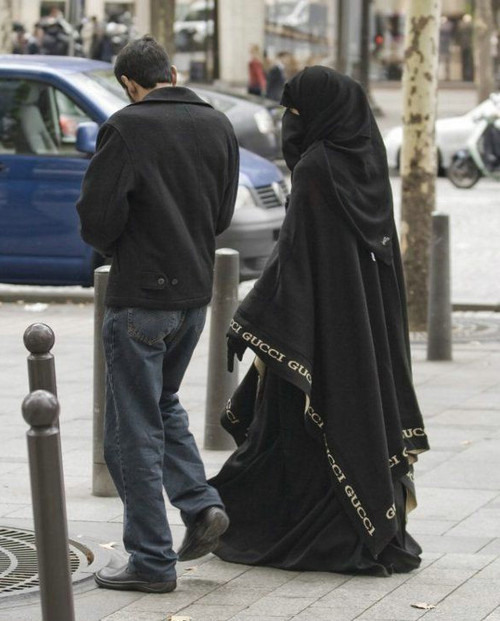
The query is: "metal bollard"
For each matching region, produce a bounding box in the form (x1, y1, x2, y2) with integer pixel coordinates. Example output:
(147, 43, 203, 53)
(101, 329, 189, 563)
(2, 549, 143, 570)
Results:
(204, 249, 240, 450)
(22, 390, 75, 621)
(427, 212, 452, 361)
(92, 265, 117, 496)
(23, 323, 57, 396)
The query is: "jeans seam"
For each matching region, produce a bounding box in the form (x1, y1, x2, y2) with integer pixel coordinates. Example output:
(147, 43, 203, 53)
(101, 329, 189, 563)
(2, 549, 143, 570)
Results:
(164, 309, 187, 346)
(107, 309, 135, 556)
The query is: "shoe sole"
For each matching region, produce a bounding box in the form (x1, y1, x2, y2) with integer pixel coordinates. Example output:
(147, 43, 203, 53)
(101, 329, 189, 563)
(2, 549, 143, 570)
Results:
(94, 575, 177, 594)
(178, 510, 230, 562)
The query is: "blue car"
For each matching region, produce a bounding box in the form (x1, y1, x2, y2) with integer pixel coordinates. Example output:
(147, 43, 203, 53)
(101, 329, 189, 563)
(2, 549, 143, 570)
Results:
(0, 55, 286, 285)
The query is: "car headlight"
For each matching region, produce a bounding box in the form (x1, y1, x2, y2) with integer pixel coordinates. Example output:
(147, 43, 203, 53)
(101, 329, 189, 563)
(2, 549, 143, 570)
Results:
(235, 185, 257, 210)
(254, 109, 274, 134)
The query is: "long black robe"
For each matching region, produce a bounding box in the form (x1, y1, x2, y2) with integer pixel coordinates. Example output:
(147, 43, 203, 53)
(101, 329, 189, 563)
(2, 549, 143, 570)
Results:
(210, 67, 429, 574)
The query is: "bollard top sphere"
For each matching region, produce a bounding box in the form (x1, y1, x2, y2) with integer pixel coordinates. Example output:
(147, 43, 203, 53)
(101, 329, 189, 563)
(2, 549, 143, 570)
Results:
(95, 264, 111, 274)
(216, 248, 239, 256)
(23, 323, 55, 354)
(22, 390, 59, 427)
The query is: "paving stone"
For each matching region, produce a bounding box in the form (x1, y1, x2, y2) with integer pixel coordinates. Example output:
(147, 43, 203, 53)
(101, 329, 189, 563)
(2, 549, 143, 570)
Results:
(236, 595, 316, 616)
(230, 612, 292, 621)
(177, 557, 250, 582)
(420, 587, 500, 620)
(271, 572, 349, 598)
(339, 572, 414, 593)
(292, 606, 372, 621)
(417, 458, 500, 490)
(102, 611, 172, 621)
(432, 409, 500, 427)
(353, 582, 453, 620)
(473, 557, 500, 582)
(121, 579, 221, 613)
(195, 586, 272, 607)
(412, 487, 496, 522)
(229, 566, 297, 589)
(415, 534, 493, 554)
(478, 538, 500, 555)
(171, 603, 245, 620)
(446, 508, 500, 538)
(422, 424, 497, 451)
(408, 566, 479, 586)
(407, 518, 457, 536)
(483, 608, 500, 621)
(415, 450, 456, 473)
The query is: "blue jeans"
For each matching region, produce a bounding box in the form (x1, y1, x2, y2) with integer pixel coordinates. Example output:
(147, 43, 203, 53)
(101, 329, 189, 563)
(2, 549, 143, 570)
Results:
(102, 305, 223, 581)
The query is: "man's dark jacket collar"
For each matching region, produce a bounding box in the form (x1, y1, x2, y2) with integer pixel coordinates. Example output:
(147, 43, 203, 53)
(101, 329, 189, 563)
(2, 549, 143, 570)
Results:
(135, 86, 212, 107)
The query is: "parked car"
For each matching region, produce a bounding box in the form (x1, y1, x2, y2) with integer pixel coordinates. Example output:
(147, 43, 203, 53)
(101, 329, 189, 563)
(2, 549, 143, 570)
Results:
(86, 69, 282, 160)
(0, 55, 286, 285)
(174, 0, 214, 52)
(384, 94, 500, 174)
(191, 84, 282, 160)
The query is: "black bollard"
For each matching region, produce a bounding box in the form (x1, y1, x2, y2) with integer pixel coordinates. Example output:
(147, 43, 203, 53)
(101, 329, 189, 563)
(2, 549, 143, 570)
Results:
(204, 249, 239, 450)
(22, 390, 76, 621)
(92, 265, 117, 497)
(23, 323, 57, 395)
(427, 212, 452, 361)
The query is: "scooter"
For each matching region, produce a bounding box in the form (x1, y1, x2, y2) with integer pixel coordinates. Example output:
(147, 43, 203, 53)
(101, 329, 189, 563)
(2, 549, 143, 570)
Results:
(448, 96, 500, 189)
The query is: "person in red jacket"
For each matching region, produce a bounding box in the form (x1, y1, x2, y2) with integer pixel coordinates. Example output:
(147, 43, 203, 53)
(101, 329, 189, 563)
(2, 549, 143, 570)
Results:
(248, 44, 267, 96)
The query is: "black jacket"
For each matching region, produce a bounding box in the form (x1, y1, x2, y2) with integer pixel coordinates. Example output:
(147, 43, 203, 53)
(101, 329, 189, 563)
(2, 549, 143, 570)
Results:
(77, 87, 239, 309)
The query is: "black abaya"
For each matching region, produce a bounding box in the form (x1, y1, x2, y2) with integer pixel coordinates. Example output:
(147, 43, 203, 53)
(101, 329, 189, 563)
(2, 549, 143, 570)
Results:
(210, 66, 429, 574)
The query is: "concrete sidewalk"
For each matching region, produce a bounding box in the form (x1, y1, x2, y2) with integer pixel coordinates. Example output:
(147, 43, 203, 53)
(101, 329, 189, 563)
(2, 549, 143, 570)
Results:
(0, 300, 500, 621)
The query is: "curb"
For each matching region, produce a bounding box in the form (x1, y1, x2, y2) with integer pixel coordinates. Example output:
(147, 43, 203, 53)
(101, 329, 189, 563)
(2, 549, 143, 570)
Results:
(0, 286, 498, 314)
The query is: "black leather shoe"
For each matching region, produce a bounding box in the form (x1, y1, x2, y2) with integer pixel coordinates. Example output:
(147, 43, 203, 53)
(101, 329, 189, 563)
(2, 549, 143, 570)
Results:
(178, 506, 229, 562)
(94, 564, 177, 593)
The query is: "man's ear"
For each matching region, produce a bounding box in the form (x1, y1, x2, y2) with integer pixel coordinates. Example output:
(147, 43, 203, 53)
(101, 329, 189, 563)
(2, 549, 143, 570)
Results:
(170, 65, 178, 87)
(121, 75, 138, 97)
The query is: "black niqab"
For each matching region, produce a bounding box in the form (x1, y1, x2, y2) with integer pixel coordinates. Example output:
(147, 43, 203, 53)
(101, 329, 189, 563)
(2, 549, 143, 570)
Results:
(281, 66, 394, 263)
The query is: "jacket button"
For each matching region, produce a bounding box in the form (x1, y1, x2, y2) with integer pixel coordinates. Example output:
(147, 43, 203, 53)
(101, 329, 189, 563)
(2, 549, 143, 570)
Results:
(157, 277, 165, 286)
(171, 278, 179, 286)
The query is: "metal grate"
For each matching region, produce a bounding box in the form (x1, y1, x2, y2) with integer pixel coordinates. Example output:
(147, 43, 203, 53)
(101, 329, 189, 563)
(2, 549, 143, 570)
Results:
(0, 527, 90, 597)
(255, 181, 288, 209)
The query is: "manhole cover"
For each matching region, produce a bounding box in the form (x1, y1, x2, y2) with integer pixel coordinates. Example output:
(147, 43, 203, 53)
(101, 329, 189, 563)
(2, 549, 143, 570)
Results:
(0, 527, 91, 597)
(410, 313, 500, 344)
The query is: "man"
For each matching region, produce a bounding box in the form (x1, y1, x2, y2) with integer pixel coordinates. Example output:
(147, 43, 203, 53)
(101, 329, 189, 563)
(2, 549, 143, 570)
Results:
(265, 51, 288, 101)
(77, 36, 239, 593)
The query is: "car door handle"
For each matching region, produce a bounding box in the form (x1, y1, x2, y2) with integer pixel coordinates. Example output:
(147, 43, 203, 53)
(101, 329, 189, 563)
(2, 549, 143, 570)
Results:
(0, 162, 8, 172)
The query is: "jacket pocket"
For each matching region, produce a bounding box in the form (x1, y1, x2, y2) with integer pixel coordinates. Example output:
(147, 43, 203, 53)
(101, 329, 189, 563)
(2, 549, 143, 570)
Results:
(127, 308, 184, 345)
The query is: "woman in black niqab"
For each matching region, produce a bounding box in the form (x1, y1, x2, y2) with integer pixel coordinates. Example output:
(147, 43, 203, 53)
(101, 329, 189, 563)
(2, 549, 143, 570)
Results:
(210, 67, 429, 576)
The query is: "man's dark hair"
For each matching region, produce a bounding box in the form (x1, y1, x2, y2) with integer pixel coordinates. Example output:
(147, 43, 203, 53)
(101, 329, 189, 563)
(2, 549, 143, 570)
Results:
(114, 35, 172, 88)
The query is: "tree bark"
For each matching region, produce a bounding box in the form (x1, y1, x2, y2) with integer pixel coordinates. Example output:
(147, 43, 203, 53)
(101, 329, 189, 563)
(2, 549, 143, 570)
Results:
(474, 0, 495, 103)
(0, 0, 13, 54)
(150, 0, 176, 58)
(399, 0, 441, 331)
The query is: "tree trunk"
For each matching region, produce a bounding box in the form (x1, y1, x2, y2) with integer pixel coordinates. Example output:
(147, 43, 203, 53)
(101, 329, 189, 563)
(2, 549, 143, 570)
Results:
(399, 0, 441, 331)
(0, 0, 13, 54)
(150, 0, 176, 58)
(474, 0, 495, 103)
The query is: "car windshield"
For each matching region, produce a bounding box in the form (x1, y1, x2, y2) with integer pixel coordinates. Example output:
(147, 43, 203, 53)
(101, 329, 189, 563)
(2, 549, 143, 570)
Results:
(66, 69, 128, 117)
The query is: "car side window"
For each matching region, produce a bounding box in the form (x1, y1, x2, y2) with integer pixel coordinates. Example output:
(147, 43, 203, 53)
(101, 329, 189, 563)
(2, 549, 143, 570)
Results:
(0, 78, 91, 157)
(54, 89, 92, 150)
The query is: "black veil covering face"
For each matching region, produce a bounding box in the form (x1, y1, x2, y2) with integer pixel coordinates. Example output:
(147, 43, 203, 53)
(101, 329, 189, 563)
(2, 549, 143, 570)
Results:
(280, 66, 394, 264)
